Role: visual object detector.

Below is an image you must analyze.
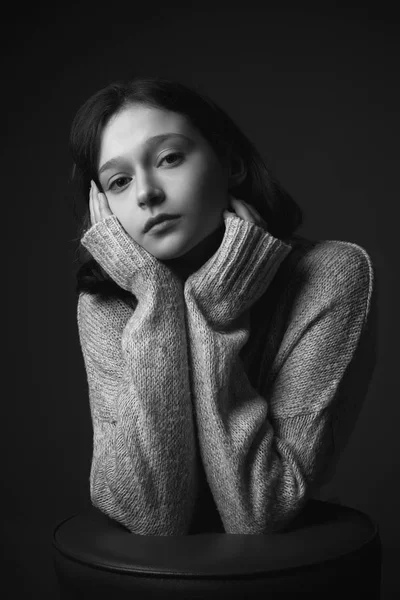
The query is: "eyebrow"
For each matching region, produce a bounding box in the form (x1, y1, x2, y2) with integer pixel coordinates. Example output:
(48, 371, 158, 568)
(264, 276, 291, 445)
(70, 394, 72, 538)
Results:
(98, 133, 193, 175)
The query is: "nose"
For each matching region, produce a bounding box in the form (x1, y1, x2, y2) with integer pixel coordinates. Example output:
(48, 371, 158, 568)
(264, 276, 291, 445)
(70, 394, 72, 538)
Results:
(136, 170, 164, 207)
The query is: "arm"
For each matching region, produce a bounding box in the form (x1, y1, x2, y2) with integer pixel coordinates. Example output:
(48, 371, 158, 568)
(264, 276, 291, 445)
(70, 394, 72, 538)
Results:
(77, 215, 198, 535)
(183, 213, 377, 534)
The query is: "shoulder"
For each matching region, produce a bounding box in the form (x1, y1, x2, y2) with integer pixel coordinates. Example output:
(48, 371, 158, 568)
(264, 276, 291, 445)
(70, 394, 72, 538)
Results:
(284, 236, 375, 319)
(300, 238, 373, 285)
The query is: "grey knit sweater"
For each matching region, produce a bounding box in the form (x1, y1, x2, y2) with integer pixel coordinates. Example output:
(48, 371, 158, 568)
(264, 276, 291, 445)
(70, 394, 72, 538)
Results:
(77, 212, 377, 535)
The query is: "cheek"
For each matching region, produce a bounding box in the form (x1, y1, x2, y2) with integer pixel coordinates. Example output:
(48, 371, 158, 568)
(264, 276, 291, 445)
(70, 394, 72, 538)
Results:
(187, 157, 227, 206)
(108, 190, 134, 219)
(107, 197, 140, 239)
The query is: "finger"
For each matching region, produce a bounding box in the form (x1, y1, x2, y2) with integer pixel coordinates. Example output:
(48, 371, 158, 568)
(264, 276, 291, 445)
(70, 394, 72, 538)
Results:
(92, 181, 101, 223)
(233, 196, 255, 214)
(228, 194, 238, 210)
(230, 197, 256, 222)
(93, 181, 104, 220)
(90, 180, 100, 225)
(97, 192, 104, 221)
(98, 192, 107, 220)
(89, 182, 95, 226)
(96, 186, 105, 221)
(99, 190, 113, 219)
(231, 196, 268, 230)
(242, 200, 261, 220)
(242, 201, 268, 230)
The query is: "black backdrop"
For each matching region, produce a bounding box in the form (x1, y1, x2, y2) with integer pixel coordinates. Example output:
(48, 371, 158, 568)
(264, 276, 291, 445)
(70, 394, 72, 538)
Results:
(2, 4, 398, 598)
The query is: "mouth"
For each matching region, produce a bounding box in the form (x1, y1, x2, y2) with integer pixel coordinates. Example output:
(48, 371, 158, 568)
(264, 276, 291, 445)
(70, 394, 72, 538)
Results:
(145, 215, 181, 234)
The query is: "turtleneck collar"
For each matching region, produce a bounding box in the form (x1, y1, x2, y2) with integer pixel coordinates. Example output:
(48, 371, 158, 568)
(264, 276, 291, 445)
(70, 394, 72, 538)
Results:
(183, 212, 294, 327)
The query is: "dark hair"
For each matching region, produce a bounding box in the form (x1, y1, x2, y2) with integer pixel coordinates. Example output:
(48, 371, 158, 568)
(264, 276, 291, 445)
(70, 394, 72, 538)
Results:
(69, 76, 304, 302)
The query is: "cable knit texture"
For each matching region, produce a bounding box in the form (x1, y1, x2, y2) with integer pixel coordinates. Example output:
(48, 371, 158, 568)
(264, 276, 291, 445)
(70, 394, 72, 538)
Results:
(77, 212, 378, 535)
(78, 215, 199, 535)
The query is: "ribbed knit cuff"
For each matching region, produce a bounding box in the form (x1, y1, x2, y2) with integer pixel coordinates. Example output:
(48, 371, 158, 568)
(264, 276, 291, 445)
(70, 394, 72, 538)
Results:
(185, 213, 293, 322)
(81, 215, 180, 293)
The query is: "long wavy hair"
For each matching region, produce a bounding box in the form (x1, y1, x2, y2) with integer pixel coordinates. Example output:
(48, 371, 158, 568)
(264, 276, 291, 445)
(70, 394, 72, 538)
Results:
(69, 76, 304, 303)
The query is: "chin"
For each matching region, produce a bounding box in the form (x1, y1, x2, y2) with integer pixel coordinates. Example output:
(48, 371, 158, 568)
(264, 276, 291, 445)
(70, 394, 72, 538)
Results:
(151, 228, 201, 260)
(148, 241, 194, 262)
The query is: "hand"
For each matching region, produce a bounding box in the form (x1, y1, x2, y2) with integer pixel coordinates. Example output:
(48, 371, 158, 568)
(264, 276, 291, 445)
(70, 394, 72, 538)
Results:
(223, 195, 268, 231)
(89, 180, 113, 226)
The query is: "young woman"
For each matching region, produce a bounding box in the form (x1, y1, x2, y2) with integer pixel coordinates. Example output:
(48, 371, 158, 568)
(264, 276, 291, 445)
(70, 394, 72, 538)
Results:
(71, 76, 378, 535)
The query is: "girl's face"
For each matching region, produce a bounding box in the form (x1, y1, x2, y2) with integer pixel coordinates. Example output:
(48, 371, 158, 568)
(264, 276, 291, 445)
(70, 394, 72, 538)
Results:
(97, 103, 230, 261)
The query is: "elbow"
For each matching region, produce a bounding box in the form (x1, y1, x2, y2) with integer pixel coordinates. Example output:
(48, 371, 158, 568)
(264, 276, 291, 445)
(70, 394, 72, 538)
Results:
(221, 474, 311, 535)
(90, 479, 193, 536)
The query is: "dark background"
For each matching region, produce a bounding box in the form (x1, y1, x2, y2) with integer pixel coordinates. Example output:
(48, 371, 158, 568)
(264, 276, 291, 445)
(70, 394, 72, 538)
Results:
(3, 3, 399, 598)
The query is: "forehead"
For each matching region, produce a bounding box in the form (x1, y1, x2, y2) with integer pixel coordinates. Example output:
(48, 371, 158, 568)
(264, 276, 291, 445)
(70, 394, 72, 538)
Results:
(98, 104, 197, 163)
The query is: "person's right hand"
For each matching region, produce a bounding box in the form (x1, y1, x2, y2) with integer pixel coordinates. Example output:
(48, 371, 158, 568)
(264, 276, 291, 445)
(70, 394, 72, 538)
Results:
(89, 180, 113, 226)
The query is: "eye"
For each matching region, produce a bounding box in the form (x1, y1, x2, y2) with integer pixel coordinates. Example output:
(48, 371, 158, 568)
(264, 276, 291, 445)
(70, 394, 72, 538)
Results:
(109, 176, 131, 191)
(158, 152, 184, 167)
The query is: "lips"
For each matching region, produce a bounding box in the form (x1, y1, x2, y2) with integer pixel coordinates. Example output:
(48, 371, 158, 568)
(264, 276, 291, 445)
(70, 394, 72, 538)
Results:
(144, 214, 180, 233)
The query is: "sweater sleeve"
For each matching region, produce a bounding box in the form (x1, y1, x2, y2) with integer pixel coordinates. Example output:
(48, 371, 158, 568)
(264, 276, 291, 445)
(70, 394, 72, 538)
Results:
(77, 215, 198, 535)
(183, 215, 377, 534)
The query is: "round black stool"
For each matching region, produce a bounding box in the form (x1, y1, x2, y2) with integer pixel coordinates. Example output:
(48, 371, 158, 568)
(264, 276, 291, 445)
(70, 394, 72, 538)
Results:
(52, 499, 382, 599)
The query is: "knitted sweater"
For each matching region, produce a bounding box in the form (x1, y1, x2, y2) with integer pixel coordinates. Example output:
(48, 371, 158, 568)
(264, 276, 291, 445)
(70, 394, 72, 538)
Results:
(77, 212, 377, 535)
